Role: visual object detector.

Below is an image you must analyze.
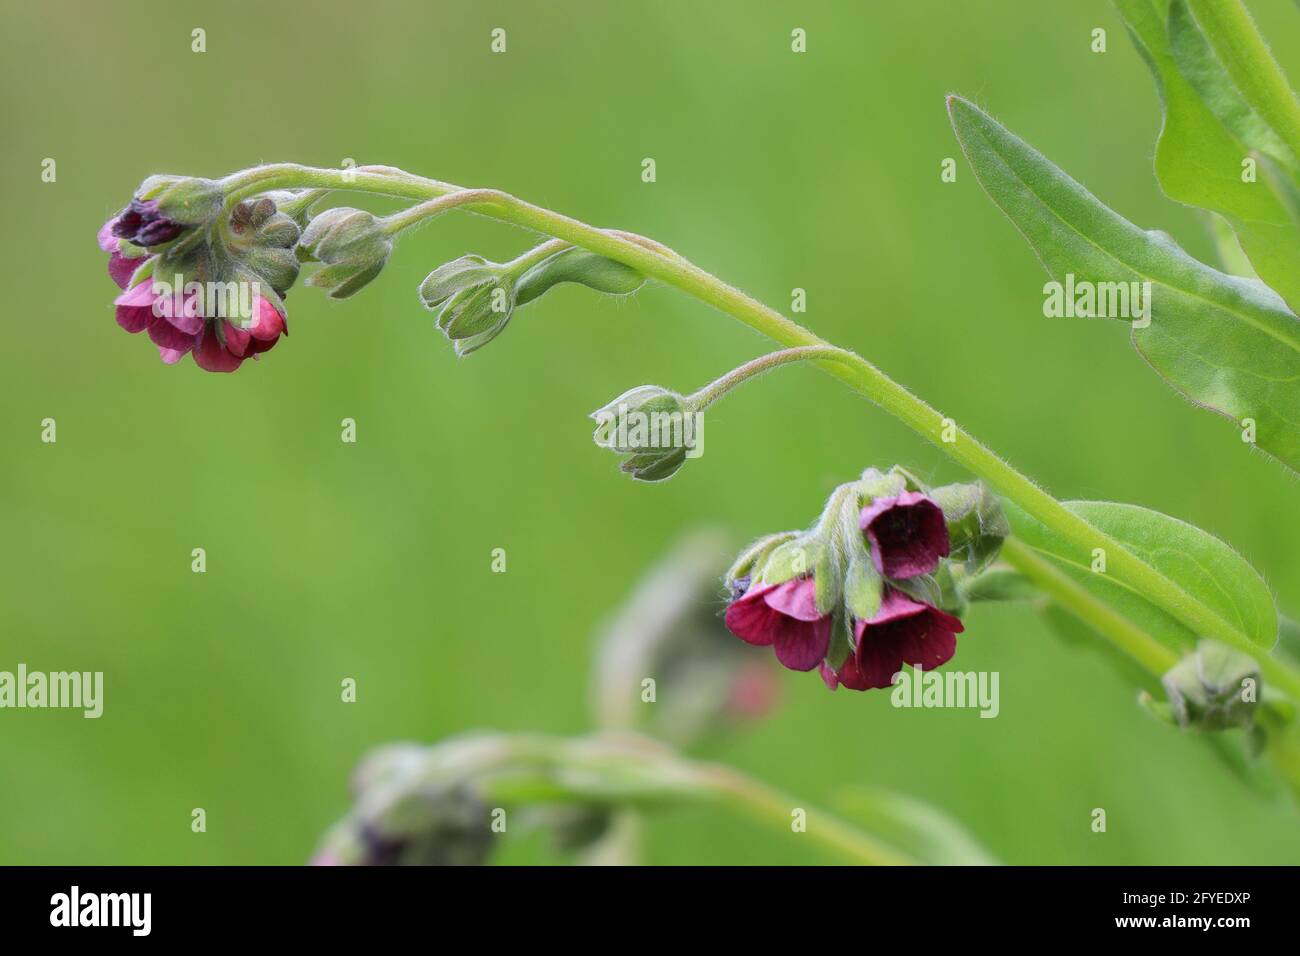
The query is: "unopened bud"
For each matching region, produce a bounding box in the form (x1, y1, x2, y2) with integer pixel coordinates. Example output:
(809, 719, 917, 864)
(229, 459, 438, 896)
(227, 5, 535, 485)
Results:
(298, 207, 392, 298)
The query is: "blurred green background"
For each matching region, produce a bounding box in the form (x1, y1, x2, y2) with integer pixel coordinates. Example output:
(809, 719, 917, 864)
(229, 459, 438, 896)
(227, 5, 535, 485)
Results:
(3, 0, 1299, 864)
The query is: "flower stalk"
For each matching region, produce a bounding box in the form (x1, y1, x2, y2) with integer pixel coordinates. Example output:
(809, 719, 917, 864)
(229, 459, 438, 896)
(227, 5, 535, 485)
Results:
(107, 162, 1300, 703)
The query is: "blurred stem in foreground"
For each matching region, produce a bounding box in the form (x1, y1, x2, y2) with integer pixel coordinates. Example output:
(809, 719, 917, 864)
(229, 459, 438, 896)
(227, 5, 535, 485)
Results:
(313, 731, 917, 866)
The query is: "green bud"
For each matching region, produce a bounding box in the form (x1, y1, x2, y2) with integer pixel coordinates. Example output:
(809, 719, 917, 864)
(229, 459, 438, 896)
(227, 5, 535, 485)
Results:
(725, 531, 800, 586)
(1161, 640, 1260, 731)
(515, 247, 645, 305)
(418, 255, 501, 308)
(843, 553, 884, 621)
(590, 385, 700, 482)
(298, 207, 393, 299)
(137, 174, 225, 228)
(931, 481, 1009, 576)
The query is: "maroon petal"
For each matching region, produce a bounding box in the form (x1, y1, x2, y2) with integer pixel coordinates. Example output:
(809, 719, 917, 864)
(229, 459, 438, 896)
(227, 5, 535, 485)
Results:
(113, 281, 156, 334)
(724, 585, 781, 647)
(895, 606, 963, 671)
(860, 490, 950, 579)
(851, 588, 965, 689)
(222, 320, 251, 358)
(771, 614, 831, 671)
(193, 325, 243, 373)
(147, 314, 199, 351)
(107, 251, 143, 289)
(820, 653, 880, 691)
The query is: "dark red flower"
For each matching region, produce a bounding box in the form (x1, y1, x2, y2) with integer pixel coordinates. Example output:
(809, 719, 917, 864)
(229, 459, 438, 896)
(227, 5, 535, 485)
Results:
(820, 588, 963, 691)
(859, 490, 950, 579)
(111, 197, 186, 247)
(724, 576, 832, 672)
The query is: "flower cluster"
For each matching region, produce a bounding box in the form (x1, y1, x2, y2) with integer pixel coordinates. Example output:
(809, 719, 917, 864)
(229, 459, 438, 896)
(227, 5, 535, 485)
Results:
(99, 177, 306, 373)
(723, 467, 1008, 691)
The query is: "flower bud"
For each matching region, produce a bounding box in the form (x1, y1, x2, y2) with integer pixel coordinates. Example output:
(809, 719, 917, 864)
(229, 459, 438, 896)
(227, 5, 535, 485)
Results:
(930, 481, 1008, 576)
(298, 207, 392, 299)
(112, 176, 224, 247)
(1159, 640, 1260, 731)
(417, 255, 517, 356)
(590, 385, 699, 482)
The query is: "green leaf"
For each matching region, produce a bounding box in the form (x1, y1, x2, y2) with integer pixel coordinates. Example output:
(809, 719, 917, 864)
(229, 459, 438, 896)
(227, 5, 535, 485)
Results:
(1004, 499, 1278, 654)
(948, 94, 1300, 472)
(831, 786, 1000, 866)
(1117, 0, 1300, 314)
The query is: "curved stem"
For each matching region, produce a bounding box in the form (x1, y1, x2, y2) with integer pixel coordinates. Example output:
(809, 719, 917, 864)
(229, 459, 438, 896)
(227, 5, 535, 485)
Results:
(221, 163, 1300, 700)
(696, 764, 916, 866)
(687, 345, 858, 409)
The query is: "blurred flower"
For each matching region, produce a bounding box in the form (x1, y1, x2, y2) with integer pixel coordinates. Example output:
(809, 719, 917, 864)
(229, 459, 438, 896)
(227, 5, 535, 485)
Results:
(821, 588, 965, 690)
(859, 490, 950, 579)
(592, 530, 781, 746)
(1160, 640, 1260, 731)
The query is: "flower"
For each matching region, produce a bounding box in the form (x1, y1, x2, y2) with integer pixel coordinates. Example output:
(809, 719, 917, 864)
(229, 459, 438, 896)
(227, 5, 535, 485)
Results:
(724, 576, 832, 671)
(820, 588, 964, 691)
(859, 489, 950, 579)
(113, 282, 286, 372)
(102, 191, 297, 372)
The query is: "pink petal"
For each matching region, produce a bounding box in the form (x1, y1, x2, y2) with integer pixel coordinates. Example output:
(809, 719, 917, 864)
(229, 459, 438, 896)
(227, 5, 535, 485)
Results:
(763, 576, 822, 621)
(223, 320, 251, 358)
(113, 280, 156, 334)
(249, 297, 286, 341)
(97, 218, 120, 252)
(157, 346, 187, 365)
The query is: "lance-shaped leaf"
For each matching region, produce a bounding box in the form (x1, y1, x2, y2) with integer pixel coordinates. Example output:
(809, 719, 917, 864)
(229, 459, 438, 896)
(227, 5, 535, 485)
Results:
(1003, 498, 1277, 655)
(948, 95, 1300, 472)
(1117, 0, 1300, 314)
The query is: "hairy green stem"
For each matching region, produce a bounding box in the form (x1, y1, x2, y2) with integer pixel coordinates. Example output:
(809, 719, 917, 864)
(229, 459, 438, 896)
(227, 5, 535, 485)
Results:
(227, 163, 1300, 700)
(1000, 537, 1178, 675)
(687, 345, 858, 409)
(473, 733, 912, 865)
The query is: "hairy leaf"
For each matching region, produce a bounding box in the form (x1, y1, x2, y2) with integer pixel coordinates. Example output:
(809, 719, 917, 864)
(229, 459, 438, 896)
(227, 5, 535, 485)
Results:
(1004, 499, 1277, 654)
(948, 95, 1300, 472)
(1118, 0, 1300, 314)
